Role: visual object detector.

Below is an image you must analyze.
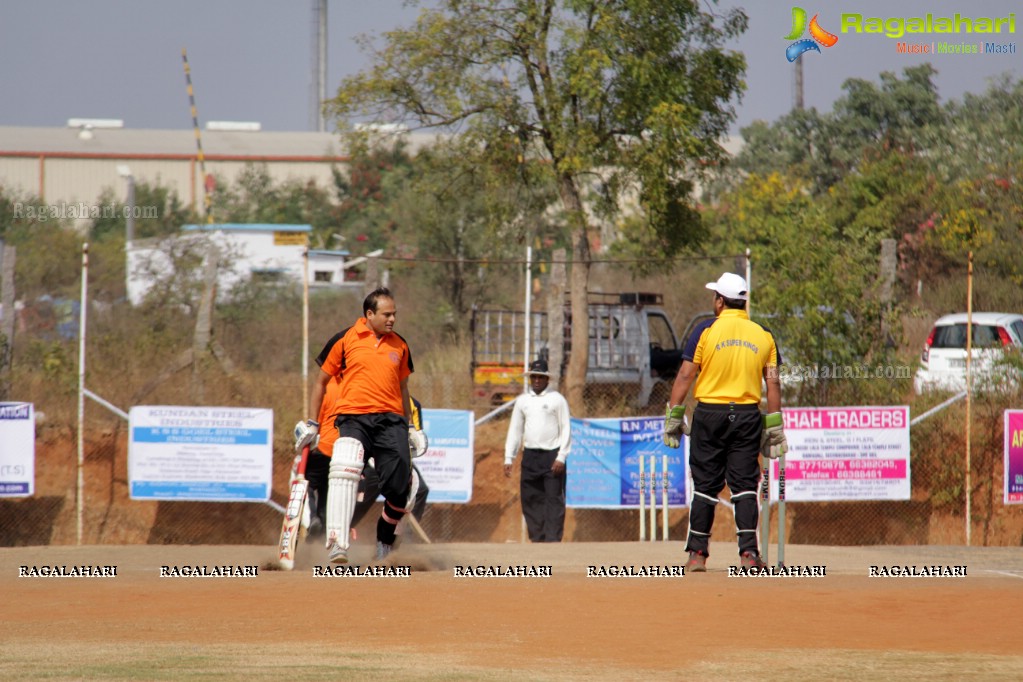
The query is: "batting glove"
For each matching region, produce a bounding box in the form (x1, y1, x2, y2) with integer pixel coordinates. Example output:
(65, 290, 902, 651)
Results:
(663, 403, 689, 449)
(761, 412, 787, 459)
(293, 419, 320, 452)
(408, 428, 428, 458)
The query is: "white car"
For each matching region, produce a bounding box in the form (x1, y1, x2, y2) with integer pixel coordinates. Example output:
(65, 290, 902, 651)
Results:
(915, 312, 1023, 393)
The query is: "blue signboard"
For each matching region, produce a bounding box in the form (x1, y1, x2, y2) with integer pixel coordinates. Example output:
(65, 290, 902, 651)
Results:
(566, 416, 687, 509)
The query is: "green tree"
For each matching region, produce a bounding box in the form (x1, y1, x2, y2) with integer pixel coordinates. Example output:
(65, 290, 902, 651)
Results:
(0, 187, 82, 300)
(328, 0, 747, 411)
(391, 137, 560, 325)
(90, 181, 195, 243)
(731, 64, 943, 194)
(924, 74, 1023, 184)
(212, 164, 343, 241)
(704, 171, 903, 404)
(88, 181, 197, 301)
(333, 137, 415, 252)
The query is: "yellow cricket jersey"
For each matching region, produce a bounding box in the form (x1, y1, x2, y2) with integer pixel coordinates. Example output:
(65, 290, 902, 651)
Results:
(685, 309, 778, 405)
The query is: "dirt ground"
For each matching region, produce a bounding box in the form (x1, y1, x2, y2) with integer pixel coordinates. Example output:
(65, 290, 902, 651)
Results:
(3, 541, 1023, 681)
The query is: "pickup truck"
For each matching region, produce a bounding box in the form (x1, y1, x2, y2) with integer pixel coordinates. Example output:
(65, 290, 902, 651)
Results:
(470, 292, 683, 406)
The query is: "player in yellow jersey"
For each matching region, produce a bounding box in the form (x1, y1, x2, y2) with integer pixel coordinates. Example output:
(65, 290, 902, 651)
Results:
(662, 273, 787, 571)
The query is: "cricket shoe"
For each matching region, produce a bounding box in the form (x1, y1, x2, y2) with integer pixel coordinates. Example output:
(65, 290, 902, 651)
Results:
(327, 541, 349, 564)
(375, 541, 393, 561)
(305, 517, 325, 542)
(740, 551, 766, 571)
(685, 551, 707, 573)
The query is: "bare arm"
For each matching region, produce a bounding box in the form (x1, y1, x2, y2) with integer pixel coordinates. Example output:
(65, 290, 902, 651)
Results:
(309, 369, 331, 421)
(400, 376, 411, 421)
(669, 360, 699, 407)
(764, 365, 781, 414)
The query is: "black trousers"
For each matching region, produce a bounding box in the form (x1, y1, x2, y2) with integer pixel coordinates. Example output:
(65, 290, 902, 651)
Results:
(685, 402, 762, 556)
(305, 452, 429, 537)
(305, 447, 331, 533)
(351, 462, 430, 527)
(335, 412, 412, 507)
(335, 412, 412, 545)
(520, 448, 566, 543)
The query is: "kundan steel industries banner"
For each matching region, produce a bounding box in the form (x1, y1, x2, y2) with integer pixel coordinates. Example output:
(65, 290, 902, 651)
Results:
(414, 409, 474, 503)
(0, 402, 34, 497)
(770, 406, 911, 501)
(567, 416, 687, 509)
(128, 406, 273, 501)
(1005, 410, 1023, 505)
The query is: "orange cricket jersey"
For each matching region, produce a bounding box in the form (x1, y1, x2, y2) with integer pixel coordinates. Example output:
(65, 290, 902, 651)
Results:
(318, 318, 413, 416)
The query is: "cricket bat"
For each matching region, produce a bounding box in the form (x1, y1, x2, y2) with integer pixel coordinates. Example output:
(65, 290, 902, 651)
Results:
(758, 454, 770, 566)
(277, 444, 310, 570)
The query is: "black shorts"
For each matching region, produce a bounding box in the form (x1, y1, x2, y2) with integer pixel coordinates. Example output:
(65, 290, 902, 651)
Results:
(335, 412, 411, 506)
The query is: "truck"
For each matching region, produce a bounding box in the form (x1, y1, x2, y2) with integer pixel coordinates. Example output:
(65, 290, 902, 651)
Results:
(470, 292, 684, 407)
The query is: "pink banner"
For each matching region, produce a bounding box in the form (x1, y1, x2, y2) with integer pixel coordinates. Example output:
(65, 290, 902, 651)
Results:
(783, 407, 908, 430)
(783, 459, 907, 481)
(1006, 410, 1023, 505)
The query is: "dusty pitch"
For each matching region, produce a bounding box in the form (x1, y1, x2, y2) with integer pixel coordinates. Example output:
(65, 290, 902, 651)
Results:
(3, 542, 1023, 681)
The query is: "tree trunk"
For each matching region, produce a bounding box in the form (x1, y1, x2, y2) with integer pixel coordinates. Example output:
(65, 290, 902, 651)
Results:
(192, 246, 219, 403)
(558, 175, 590, 415)
(546, 248, 566, 392)
(0, 242, 16, 400)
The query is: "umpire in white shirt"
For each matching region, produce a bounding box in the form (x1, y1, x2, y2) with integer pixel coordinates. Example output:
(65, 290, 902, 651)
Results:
(504, 359, 572, 542)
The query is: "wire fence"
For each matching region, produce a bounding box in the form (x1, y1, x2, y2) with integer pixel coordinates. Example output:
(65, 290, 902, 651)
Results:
(2, 253, 1022, 551)
(4, 372, 1023, 551)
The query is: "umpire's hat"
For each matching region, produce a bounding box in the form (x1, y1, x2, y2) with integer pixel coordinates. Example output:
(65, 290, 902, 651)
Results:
(526, 359, 551, 377)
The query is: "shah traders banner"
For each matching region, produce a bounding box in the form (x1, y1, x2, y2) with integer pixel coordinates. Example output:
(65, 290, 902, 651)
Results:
(0, 402, 34, 497)
(1005, 410, 1023, 505)
(566, 416, 687, 509)
(770, 406, 910, 501)
(128, 406, 273, 501)
(414, 409, 474, 503)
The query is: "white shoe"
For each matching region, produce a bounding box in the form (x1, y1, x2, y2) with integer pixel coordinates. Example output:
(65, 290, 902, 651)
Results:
(375, 541, 393, 561)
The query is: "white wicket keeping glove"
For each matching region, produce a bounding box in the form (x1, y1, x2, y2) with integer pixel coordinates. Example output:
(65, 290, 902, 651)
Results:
(293, 419, 320, 452)
(663, 403, 689, 449)
(408, 428, 428, 458)
(761, 412, 787, 459)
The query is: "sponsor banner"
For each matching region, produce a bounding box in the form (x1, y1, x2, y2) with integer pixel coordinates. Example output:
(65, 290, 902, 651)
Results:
(414, 409, 474, 503)
(1006, 410, 1023, 505)
(771, 406, 910, 501)
(0, 402, 34, 497)
(567, 416, 687, 509)
(128, 406, 273, 501)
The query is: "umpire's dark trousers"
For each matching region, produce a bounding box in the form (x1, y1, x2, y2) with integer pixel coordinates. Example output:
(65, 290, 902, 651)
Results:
(686, 402, 763, 556)
(520, 448, 566, 542)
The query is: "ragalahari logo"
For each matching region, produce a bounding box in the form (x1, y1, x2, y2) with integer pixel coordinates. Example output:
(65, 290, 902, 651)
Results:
(784, 7, 839, 61)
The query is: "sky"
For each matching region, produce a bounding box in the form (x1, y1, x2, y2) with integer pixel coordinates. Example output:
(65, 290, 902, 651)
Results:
(0, 1, 1019, 135)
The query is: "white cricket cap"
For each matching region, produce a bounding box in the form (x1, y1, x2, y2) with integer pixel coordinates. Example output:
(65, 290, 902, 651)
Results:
(705, 272, 748, 301)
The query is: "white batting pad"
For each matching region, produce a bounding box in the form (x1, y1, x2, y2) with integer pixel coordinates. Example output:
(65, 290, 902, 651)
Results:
(326, 437, 364, 551)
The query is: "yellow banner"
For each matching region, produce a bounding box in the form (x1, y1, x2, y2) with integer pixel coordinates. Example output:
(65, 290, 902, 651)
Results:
(273, 232, 308, 246)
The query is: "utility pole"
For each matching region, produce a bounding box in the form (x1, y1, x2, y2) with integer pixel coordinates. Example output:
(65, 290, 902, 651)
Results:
(793, 56, 804, 110)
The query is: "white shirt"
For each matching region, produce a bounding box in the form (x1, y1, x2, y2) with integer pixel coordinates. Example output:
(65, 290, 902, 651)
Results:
(503, 386, 572, 465)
